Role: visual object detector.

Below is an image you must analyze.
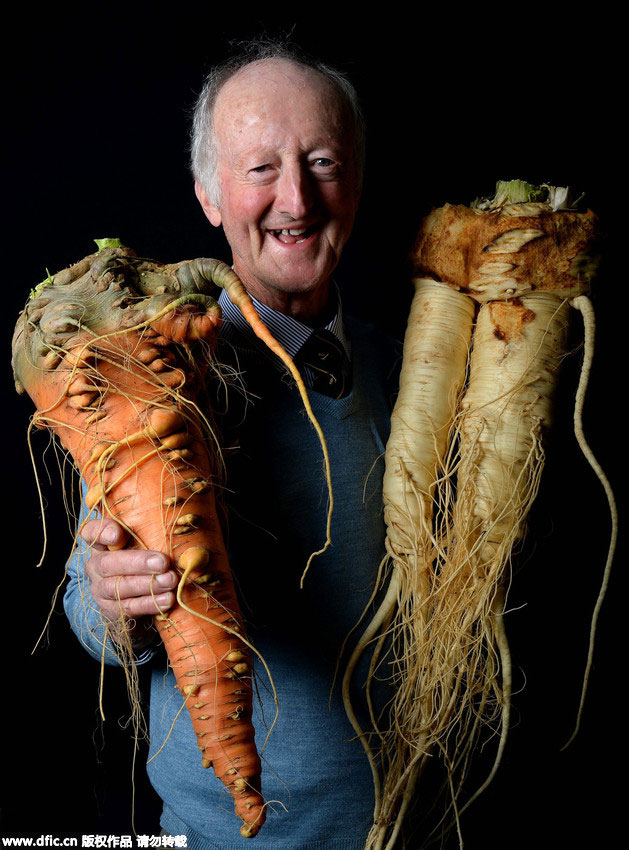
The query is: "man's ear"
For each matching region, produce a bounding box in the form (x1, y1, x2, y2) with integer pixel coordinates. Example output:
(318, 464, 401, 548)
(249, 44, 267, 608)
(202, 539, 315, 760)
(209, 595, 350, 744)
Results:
(194, 181, 222, 227)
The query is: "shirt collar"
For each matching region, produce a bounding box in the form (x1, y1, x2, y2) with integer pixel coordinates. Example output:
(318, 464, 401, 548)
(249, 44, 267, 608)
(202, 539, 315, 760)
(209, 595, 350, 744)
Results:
(217, 283, 351, 361)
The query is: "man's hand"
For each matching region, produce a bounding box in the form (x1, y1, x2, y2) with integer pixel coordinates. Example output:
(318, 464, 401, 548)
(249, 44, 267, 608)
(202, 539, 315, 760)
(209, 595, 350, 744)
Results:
(82, 517, 178, 650)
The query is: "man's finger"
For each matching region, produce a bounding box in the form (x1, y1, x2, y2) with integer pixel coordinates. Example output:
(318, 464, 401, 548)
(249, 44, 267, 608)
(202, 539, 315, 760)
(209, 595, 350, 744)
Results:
(94, 549, 169, 578)
(98, 571, 178, 604)
(81, 517, 129, 550)
(115, 590, 177, 619)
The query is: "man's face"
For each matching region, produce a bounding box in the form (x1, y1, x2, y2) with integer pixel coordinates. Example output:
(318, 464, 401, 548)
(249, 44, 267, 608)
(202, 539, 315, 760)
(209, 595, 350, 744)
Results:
(196, 59, 360, 318)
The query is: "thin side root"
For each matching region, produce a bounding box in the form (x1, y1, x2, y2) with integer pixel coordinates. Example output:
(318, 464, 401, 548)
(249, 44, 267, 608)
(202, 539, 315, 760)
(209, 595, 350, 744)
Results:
(563, 295, 618, 749)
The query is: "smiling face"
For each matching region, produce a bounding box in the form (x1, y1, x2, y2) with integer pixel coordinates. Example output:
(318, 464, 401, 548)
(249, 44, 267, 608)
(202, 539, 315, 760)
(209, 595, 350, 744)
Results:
(195, 59, 361, 321)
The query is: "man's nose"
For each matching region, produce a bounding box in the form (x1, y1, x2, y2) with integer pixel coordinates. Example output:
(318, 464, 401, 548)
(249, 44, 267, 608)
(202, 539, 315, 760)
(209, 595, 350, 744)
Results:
(275, 163, 315, 220)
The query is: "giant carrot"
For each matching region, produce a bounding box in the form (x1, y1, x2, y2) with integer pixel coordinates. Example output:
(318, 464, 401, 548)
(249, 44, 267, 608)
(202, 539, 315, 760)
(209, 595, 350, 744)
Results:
(12, 241, 330, 838)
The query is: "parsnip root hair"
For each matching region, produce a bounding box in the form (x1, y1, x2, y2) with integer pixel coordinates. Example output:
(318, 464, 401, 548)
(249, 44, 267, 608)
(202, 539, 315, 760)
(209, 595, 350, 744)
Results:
(346, 183, 616, 850)
(342, 279, 475, 831)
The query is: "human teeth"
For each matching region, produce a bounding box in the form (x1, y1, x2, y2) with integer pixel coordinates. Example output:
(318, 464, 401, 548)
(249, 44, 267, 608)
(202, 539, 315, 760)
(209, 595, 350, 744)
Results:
(278, 228, 307, 236)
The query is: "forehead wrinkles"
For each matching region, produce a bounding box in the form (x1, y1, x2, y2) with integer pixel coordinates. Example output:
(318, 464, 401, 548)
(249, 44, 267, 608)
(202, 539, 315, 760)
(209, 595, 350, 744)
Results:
(213, 60, 350, 161)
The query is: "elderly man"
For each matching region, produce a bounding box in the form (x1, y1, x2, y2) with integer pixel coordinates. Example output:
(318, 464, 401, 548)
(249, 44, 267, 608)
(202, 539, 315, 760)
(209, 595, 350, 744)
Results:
(65, 43, 399, 848)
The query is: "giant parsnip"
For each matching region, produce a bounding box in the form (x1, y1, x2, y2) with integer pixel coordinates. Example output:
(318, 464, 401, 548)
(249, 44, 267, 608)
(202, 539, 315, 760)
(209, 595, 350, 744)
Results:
(346, 181, 616, 849)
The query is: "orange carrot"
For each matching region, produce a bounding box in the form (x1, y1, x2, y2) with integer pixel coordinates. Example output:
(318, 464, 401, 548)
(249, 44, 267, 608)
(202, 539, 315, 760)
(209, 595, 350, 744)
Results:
(12, 241, 316, 838)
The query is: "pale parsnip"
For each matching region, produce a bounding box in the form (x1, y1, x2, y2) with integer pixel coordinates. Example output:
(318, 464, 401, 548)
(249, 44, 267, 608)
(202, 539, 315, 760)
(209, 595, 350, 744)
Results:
(342, 280, 474, 833)
(348, 181, 615, 850)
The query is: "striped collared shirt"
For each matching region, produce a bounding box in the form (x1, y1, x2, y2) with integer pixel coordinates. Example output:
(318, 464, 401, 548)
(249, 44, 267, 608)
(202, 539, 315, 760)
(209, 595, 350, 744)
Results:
(217, 285, 351, 387)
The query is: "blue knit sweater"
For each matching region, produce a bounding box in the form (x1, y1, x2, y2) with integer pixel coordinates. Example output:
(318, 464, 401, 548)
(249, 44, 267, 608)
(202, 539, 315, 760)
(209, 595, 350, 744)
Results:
(64, 314, 400, 850)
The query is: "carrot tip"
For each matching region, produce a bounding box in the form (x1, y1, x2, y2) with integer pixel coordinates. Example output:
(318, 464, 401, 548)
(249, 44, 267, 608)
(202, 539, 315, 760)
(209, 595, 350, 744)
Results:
(239, 822, 260, 839)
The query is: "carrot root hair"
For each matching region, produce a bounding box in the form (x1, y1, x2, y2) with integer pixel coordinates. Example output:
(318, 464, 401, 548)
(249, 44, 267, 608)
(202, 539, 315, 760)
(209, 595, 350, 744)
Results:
(13, 244, 334, 838)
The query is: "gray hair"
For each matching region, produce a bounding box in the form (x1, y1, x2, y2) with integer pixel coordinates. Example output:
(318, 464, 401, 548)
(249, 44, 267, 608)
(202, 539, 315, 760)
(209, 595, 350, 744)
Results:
(190, 39, 366, 206)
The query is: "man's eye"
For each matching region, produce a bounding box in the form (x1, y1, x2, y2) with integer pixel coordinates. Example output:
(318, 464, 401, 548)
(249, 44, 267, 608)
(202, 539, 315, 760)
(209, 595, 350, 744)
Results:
(313, 158, 335, 168)
(251, 165, 270, 173)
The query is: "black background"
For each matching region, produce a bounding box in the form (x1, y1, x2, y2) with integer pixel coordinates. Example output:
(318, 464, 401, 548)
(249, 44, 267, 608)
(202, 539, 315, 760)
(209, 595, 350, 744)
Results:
(3, 4, 624, 847)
